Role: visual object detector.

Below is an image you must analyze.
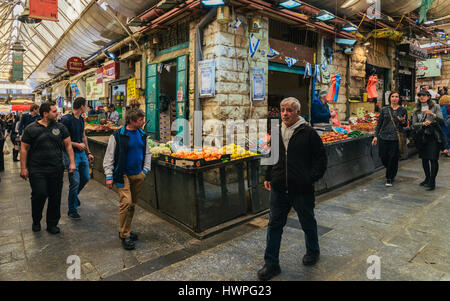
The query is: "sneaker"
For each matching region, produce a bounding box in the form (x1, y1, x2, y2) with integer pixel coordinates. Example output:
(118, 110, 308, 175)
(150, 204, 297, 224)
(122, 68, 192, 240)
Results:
(302, 253, 320, 266)
(121, 237, 135, 250)
(46, 226, 60, 235)
(119, 232, 138, 241)
(257, 264, 281, 281)
(385, 179, 393, 187)
(32, 223, 41, 232)
(68, 212, 81, 220)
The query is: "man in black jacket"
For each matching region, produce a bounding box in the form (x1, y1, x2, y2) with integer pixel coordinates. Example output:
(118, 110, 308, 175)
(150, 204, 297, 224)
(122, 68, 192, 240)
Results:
(258, 97, 328, 281)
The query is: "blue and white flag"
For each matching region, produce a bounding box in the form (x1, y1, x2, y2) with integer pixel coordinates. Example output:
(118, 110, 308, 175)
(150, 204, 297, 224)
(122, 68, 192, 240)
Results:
(267, 47, 280, 59)
(285, 56, 298, 67)
(314, 64, 321, 78)
(321, 60, 327, 71)
(249, 34, 260, 58)
(229, 17, 242, 30)
(304, 62, 312, 78)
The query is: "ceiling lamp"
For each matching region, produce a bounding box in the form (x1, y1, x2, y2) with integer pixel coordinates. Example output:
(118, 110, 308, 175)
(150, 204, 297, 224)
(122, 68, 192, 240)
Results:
(341, 0, 360, 9)
(316, 10, 335, 22)
(216, 5, 230, 24)
(341, 23, 358, 32)
(17, 1, 41, 24)
(279, 1, 302, 9)
(335, 38, 357, 46)
(11, 41, 26, 52)
(201, 0, 225, 6)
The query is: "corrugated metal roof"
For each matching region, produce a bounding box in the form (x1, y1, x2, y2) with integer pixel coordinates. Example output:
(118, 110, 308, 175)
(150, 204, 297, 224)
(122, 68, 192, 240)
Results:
(29, 3, 128, 86)
(302, 0, 423, 17)
(0, 0, 130, 88)
(104, 0, 159, 18)
(0, 0, 92, 82)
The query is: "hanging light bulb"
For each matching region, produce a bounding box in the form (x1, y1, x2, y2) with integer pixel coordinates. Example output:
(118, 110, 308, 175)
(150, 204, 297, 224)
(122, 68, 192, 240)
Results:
(341, 0, 360, 9)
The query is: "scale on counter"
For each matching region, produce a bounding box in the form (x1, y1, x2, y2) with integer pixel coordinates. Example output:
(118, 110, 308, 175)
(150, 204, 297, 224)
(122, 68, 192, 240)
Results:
(313, 123, 332, 136)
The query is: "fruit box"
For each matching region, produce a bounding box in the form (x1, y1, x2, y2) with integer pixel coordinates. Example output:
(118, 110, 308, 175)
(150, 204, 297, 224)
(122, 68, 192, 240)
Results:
(162, 154, 231, 168)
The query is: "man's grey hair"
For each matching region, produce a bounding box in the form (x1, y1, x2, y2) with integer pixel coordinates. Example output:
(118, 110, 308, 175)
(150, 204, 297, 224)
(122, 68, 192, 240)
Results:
(280, 97, 301, 112)
(126, 108, 145, 124)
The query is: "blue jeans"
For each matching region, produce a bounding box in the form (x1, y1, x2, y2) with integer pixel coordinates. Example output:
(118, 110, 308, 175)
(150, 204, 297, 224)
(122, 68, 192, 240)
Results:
(264, 188, 319, 266)
(64, 152, 90, 214)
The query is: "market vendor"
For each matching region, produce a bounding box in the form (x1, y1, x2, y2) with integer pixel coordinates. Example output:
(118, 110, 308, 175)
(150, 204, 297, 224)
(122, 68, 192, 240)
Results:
(106, 104, 119, 124)
(310, 91, 335, 126)
(88, 106, 96, 116)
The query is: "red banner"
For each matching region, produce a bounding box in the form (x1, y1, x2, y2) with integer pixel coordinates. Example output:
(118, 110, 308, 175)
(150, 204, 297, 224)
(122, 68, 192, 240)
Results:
(29, 0, 58, 22)
(11, 104, 31, 111)
(96, 62, 120, 84)
(67, 57, 85, 74)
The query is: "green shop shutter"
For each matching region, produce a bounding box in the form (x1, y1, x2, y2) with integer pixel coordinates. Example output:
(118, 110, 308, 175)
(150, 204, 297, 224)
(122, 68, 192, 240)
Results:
(175, 55, 188, 136)
(145, 63, 160, 140)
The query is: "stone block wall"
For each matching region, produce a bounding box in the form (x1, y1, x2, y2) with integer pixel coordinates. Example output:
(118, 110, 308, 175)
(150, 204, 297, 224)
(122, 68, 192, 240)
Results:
(188, 14, 269, 146)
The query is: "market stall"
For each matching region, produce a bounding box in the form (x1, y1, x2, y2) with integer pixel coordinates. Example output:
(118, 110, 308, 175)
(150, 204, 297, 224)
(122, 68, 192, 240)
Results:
(88, 136, 265, 238)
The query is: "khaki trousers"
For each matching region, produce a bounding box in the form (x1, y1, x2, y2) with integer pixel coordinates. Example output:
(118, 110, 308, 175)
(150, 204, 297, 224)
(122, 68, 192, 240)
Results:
(118, 173, 145, 239)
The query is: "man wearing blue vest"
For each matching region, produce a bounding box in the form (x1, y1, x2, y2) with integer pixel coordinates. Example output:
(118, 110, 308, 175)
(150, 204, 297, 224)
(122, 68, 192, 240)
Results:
(61, 97, 94, 219)
(103, 108, 151, 250)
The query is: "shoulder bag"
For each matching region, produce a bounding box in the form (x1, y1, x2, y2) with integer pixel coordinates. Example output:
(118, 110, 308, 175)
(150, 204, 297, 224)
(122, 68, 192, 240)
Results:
(388, 108, 406, 155)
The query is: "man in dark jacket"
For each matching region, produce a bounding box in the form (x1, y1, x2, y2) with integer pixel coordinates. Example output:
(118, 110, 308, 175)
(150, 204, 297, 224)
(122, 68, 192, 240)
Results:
(257, 97, 328, 281)
(18, 104, 40, 136)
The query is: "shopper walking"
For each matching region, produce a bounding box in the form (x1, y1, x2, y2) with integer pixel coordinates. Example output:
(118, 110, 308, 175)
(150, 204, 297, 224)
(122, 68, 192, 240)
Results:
(372, 92, 408, 186)
(61, 97, 94, 219)
(7, 115, 20, 162)
(103, 109, 151, 250)
(18, 104, 40, 136)
(412, 90, 445, 191)
(20, 102, 76, 234)
(258, 97, 327, 281)
(0, 115, 6, 173)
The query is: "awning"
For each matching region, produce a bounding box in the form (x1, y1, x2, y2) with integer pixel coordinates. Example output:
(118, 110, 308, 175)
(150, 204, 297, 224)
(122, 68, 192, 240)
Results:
(269, 62, 305, 75)
(366, 49, 391, 69)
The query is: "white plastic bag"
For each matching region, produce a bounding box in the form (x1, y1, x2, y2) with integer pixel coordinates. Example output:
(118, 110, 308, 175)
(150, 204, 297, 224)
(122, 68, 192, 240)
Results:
(3, 143, 10, 155)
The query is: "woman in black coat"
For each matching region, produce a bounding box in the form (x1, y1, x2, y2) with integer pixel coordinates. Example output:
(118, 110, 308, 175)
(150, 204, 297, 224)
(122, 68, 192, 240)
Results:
(412, 90, 445, 191)
(7, 115, 20, 162)
(372, 92, 408, 187)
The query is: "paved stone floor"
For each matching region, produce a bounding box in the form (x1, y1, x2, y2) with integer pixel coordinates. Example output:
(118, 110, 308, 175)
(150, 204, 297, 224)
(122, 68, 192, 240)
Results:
(0, 139, 449, 281)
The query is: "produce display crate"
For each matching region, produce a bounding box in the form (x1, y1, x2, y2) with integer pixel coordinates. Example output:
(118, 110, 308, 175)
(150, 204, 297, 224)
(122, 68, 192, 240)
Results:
(85, 130, 113, 136)
(161, 154, 231, 168)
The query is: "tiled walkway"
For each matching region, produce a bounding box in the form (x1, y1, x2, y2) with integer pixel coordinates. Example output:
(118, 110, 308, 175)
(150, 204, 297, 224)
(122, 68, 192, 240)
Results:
(0, 139, 449, 281)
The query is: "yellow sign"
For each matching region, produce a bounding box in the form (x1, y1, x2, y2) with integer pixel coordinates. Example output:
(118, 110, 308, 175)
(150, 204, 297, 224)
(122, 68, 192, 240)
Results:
(127, 78, 137, 100)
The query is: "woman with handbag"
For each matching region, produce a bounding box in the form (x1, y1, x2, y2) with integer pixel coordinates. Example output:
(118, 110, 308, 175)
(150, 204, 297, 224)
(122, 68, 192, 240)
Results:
(372, 92, 408, 187)
(413, 90, 445, 191)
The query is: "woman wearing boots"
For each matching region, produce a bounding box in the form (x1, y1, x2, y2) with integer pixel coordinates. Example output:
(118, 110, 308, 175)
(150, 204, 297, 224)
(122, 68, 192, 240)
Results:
(413, 90, 445, 191)
(372, 92, 408, 186)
